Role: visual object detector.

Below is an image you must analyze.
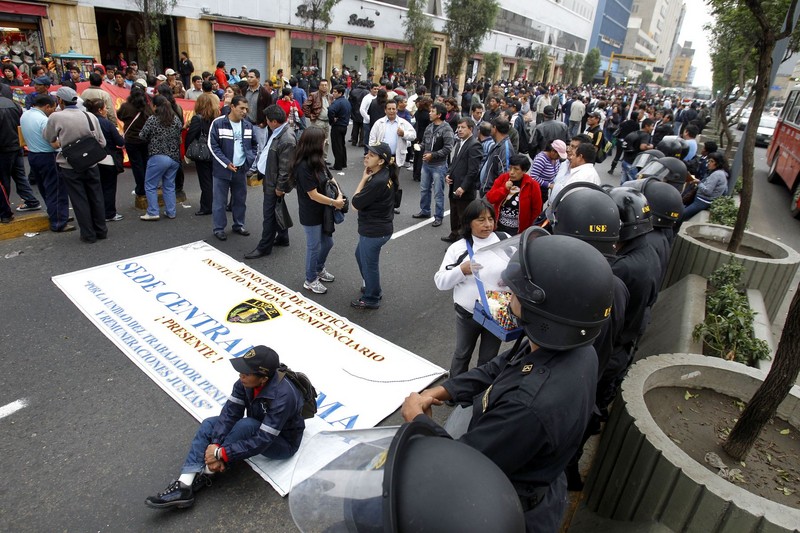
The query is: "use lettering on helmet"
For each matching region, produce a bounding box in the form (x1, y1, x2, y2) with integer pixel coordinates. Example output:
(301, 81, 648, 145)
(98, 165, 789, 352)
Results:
(588, 224, 608, 233)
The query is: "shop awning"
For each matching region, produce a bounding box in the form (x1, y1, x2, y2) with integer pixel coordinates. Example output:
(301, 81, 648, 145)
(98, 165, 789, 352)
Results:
(291, 31, 335, 43)
(0, 1, 47, 17)
(213, 22, 275, 38)
(384, 42, 412, 51)
(343, 38, 368, 47)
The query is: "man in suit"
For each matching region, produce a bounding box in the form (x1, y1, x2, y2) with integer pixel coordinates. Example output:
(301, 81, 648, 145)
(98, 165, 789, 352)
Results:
(245, 105, 297, 259)
(442, 117, 482, 242)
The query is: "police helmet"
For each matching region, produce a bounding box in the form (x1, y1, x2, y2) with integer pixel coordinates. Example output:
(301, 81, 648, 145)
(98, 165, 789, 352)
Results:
(628, 177, 684, 228)
(638, 156, 688, 189)
(656, 137, 689, 159)
(502, 229, 614, 349)
(632, 149, 664, 170)
(609, 187, 653, 241)
(550, 182, 621, 255)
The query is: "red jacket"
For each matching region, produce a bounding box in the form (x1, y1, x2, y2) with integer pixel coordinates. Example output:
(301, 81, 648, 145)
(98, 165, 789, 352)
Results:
(215, 68, 229, 90)
(485, 172, 542, 233)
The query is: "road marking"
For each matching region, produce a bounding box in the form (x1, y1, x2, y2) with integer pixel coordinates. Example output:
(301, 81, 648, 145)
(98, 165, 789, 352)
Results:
(0, 398, 28, 420)
(391, 210, 451, 240)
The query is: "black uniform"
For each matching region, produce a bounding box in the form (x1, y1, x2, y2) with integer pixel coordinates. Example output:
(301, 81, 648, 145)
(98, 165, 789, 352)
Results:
(596, 235, 661, 408)
(644, 229, 672, 288)
(416, 342, 597, 533)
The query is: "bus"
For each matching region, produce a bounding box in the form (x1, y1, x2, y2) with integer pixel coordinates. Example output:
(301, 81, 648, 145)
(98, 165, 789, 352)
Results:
(765, 86, 800, 219)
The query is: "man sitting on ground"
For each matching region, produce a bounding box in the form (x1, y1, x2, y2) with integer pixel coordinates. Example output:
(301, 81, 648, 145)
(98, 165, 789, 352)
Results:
(144, 346, 305, 510)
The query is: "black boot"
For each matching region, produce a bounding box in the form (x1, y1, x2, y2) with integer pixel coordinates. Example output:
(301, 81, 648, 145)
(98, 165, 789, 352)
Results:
(144, 480, 194, 509)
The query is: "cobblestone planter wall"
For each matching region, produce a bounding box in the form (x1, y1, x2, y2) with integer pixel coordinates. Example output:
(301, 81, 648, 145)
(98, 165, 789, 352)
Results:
(663, 224, 800, 321)
(584, 353, 800, 533)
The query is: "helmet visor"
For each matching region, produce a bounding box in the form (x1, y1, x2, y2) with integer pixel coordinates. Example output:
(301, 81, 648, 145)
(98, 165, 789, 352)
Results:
(633, 151, 659, 170)
(500, 227, 549, 304)
(638, 160, 670, 181)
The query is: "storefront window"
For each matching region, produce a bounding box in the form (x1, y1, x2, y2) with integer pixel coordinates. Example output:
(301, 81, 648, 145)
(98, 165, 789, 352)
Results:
(291, 40, 325, 77)
(0, 23, 45, 83)
(382, 49, 406, 77)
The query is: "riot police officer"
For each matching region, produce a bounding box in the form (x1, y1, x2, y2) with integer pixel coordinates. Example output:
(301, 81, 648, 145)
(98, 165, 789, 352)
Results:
(401, 229, 615, 533)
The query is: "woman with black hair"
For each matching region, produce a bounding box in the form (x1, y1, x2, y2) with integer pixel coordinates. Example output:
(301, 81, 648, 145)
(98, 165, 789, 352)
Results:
(139, 95, 183, 220)
(117, 85, 152, 200)
(293, 128, 345, 295)
(434, 198, 507, 377)
(350, 142, 397, 310)
(367, 88, 388, 129)
(84, 98, 125, 222)
(157, 84, 187, 201)
(679, 151, 729, 227)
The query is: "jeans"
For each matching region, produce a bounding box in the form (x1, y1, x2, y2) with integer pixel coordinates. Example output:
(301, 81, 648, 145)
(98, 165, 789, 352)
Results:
(355, 234, 391, 306)
(212, 166, 247, 233)
(303, 224, 334, 282)
(450, 304, 503, 378)
(361, 123, 371, 152)
(569, 120, 581, 137)
(675, 196, 711, 232)
(420, 162, 447, 219)
(145, 155, 179, 217)
(180, 416, 296, 474)
(29, 152, 70, 230)
(620, 161, 637, 184)
(126, 142, 149, 196)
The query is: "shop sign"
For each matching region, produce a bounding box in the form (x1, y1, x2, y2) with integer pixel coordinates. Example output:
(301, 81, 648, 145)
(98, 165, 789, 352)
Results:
(295, 4, 323, 19)
(348, 14, 375, 28)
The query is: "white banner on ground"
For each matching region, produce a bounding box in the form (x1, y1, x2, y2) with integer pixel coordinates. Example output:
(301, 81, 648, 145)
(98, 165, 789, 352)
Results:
(52, 241, 445, 496)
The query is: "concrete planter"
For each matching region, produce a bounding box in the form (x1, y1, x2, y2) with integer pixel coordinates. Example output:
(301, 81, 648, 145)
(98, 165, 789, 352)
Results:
(584, 353, 800, 532)
(663, 223, 800, 321)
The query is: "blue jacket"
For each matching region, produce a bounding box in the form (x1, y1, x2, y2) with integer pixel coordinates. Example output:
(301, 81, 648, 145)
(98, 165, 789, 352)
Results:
(327, 95, 351, 128)
(208, 115, 257, 180)
(211, 376, 305, 463)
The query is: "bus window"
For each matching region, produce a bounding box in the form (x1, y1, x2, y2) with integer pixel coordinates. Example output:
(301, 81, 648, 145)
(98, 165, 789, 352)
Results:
(790, 91, 800, 125)
(782, 91, 798, 120)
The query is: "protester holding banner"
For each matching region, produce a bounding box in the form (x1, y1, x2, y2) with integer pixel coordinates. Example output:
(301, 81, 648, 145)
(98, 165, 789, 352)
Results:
(434, 198, 506, 377)
(350, 142, 397, 310)
(145, 346, 305, 510)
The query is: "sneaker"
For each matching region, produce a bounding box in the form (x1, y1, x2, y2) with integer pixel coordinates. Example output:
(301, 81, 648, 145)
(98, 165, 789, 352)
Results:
(144, 480, 194, 509)
(317, 268, 335, 282)
(140, 214, 160, 221)
(191, 473, 213, 494)
(404, 163, 413, 170)
(16, 203, 41, 212)
(106, 214, 124, 222)
(303, 278, 328, 294)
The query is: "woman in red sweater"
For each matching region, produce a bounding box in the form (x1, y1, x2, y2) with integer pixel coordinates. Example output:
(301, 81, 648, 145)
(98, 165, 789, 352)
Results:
(485, 154, 542, 235)
(276, 87, 305, 138)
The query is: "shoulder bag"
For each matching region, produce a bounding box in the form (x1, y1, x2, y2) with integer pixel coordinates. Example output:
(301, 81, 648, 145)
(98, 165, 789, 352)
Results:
(61, 112, 108, 172)
(186, 119, 211, 162)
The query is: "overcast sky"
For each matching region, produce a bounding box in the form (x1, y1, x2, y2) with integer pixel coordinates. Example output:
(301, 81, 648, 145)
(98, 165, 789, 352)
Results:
(677, 1, 713, 88)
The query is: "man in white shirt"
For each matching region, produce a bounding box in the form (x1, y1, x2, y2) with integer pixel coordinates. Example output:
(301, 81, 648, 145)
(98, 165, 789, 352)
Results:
(546, 136, 600, 221)
(368, 100, 416, 168)
(359, 83, 379, 149)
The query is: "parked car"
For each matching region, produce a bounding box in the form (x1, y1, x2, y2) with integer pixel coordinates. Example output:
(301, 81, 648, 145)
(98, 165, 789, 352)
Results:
(755, 115, 778, 146)
(737, 108, 753, 130)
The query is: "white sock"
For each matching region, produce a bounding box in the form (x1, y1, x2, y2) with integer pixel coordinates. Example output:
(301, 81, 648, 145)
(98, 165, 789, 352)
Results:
(178, 472, 196, 486)
(203, 465, 214, 475)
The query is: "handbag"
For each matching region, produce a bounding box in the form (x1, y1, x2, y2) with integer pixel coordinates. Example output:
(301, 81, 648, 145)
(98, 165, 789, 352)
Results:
(324, 173, 348, 223)
(61, 112, 108, 172)
(186, 119, 211, 162)
(275, 196, 293, 230)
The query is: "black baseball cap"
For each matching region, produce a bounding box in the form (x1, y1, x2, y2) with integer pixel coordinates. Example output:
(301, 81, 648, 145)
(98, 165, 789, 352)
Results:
(366, 142, 392, 164)
(230, 345, 280, 377)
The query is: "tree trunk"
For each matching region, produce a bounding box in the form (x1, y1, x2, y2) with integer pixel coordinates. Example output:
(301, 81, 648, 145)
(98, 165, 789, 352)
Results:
(727, 33, 774, 253)
(723, 281, 800, 461)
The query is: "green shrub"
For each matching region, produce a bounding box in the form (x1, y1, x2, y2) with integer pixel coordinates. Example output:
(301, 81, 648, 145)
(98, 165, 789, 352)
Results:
(709, 195, 740, 227)
(692, 261, 771, 365)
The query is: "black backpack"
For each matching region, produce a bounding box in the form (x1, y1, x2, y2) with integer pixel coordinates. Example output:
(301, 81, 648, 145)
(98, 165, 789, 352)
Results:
(274, 364, 318, 419)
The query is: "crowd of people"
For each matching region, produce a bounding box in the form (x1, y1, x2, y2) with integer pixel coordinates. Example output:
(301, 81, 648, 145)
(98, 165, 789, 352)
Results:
(2, 54, 733, 530)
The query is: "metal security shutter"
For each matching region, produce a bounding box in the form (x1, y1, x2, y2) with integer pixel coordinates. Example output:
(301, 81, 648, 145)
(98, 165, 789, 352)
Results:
(214, 33, 268, 80)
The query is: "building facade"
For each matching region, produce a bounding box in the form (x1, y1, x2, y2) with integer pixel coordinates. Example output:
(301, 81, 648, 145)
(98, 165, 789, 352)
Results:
(1, 0, 599, 88)
(589, 0, 634, 80)
(617, 0, 684, 81)
(668, 40, 694, 87)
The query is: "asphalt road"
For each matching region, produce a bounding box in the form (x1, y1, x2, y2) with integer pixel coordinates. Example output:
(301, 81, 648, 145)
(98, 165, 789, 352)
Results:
(0, 132, 797, 532)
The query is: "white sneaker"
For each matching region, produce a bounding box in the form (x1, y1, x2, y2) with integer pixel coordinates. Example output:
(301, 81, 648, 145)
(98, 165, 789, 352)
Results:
(140, 214, 160, 221)
(303, 279, 327, 294)
(318, 268, 335, 282)
(106, 214, 124, 222)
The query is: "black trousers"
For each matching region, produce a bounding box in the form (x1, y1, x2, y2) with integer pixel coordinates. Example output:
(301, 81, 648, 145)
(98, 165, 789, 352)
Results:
(61, 165, 107, 241)
(331, 126, 348, 169)
(350, 121, 363, 144)
(448, 194, 472, 237)
(98, 163, 119, 219)
(196, 160, 213, 213)
(126, 142, 149, 196)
